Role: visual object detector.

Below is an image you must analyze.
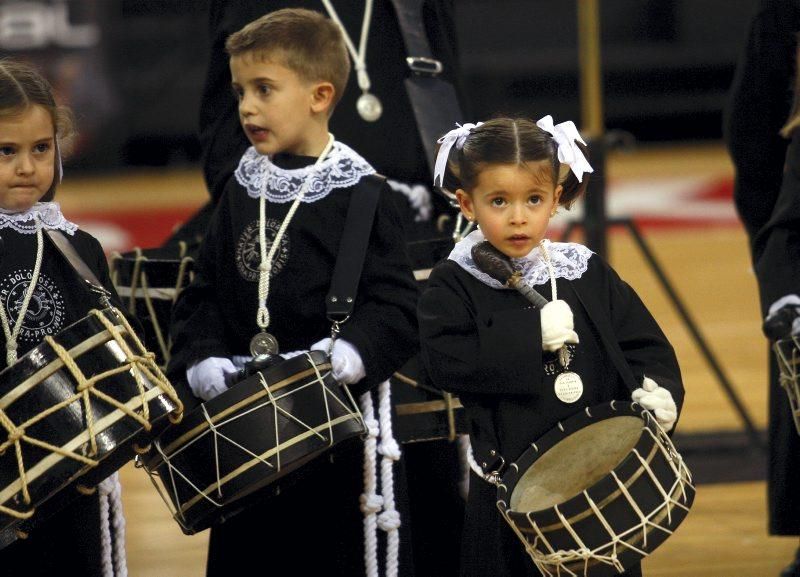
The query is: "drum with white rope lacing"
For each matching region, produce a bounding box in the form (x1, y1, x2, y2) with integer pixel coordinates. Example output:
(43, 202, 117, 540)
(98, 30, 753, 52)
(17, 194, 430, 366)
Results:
(109, 244, 195, 369)
(775, 336, 800, 436)
(140, 350, 366, 534)
(494, 401, 694, 577)
(0, 307, 183, 540)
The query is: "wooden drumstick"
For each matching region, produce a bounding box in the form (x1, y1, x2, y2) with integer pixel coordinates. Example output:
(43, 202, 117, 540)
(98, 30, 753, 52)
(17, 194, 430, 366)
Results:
(471, 241, 549, 308)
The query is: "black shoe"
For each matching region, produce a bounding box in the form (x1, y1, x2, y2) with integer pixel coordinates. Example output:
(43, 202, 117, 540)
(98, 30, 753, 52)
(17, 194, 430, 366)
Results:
(781, 547, 800, 577)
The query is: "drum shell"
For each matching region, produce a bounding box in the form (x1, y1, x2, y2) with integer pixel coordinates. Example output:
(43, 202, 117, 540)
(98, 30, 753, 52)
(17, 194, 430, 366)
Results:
(0, 308, 180, 536)
(144, 350, 366, 534)
(497, 402, 695, 577)
(395, 237, 469, 443)
(392, 356, 468, 443)
(110, 248, 195, 368)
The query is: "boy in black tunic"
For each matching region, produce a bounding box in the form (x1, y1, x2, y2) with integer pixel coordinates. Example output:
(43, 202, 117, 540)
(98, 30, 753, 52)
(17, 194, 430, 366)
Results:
(167, 9, 418, 577)
(418, 118, 685, 577)
(0, 59, 130, 577)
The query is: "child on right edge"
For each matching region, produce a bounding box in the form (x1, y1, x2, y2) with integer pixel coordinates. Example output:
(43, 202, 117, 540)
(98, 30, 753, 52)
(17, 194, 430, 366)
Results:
(418, 117, 685, 577)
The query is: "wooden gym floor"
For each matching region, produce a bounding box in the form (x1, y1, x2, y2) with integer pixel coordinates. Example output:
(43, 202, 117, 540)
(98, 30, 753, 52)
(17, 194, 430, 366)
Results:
(53, 143, 796, 576)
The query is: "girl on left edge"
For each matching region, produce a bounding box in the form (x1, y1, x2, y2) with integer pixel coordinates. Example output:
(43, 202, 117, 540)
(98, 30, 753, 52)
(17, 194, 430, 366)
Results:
(0, 58, 129, 577)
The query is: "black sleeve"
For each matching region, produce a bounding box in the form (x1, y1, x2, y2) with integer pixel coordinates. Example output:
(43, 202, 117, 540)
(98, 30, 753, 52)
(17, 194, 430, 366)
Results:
(198, 1, 262, 202)
(606, 264, 685, 415)
(418, 265, 542, 397)
(724, 0, 800, 243)
(754, 134, 800, 312)
(167, 194, 232, 381)
(337, 184, 419, 395)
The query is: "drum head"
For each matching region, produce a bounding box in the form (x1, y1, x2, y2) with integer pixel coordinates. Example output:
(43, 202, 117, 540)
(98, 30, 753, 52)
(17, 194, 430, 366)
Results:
(510, 415, 642, 512)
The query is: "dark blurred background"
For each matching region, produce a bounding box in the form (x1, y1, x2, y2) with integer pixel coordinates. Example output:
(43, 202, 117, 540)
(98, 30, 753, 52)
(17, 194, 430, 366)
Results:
(0, 0, 758, 171)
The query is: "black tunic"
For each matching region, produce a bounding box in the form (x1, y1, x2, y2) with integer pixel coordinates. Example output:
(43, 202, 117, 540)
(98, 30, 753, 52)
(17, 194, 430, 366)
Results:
(419, 252, 684, 577)
(725, 0, 800, 536)
(167, 152, 419, 576)
(0, 226, 128, 577)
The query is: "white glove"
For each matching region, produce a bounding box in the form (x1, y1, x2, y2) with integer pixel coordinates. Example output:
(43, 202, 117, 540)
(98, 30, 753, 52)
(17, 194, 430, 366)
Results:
(186, 357, 239, 401)
(767, 294, 800, 336)
(540, 300, 579, 352)
(632, 376, 678, 432)
(310, 338, 366, 385)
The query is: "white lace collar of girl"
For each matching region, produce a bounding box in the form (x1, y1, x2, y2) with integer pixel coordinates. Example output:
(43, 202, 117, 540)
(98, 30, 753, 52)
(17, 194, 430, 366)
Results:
(235, 140, 376, 203)
(448, 229, 593, 289)
(0, 202, 78, 235)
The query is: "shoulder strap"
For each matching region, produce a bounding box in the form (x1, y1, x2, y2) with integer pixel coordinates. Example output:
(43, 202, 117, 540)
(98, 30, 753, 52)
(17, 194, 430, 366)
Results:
(46, 230, 111, 307)
(326, 174, 385, 320)
(388, 0, 464, 179)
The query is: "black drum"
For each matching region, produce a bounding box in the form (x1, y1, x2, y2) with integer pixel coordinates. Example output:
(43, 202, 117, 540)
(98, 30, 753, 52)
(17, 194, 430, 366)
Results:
(141, 350, 366, 534)
(496, 402, 695, 577)
(0, 307, 183, 539)
(775, 336, 800, 436)
(110, 244, 195, 368)
(392, 356, 468, 443)
(394, 236, 469, 443)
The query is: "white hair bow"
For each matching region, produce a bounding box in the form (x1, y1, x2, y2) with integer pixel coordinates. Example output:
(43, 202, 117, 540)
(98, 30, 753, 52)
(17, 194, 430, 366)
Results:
(536, 115, 594, 183)
(433, 122, 483, 187)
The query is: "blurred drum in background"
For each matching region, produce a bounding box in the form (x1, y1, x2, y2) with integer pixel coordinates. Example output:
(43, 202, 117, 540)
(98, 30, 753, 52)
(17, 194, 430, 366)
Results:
(140, 350, 365, 534)
(392, 236, 469, 443)
(496, 402, 695, 577)
(775, 336, 800, 436)
(0, 307, 183, 543)
(110, 244, 195, 369)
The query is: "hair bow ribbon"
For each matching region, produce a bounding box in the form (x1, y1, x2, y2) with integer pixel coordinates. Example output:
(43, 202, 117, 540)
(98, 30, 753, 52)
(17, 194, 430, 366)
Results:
(433, 122, 483, 187)
(536, 115, 594, 183)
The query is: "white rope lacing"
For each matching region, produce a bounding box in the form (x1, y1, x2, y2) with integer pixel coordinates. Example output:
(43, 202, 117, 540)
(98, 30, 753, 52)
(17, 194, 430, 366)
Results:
(255, 136, 335, 334)
(98, 472, 128, 577)
(321, 0, 375, 103)
(0, 217, 44, 365)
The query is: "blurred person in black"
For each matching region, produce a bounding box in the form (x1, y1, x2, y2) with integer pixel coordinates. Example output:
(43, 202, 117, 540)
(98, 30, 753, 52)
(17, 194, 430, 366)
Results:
(171, 2, 469, 577)
(725, 1, 800, 574)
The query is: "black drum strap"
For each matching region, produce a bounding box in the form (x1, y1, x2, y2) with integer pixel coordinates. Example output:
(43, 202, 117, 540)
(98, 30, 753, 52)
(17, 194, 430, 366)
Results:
(571, 288, 639, 394)
(388, 0, 463, 178)
(46, 230, 112, 307)
(326, 174, 385, 320)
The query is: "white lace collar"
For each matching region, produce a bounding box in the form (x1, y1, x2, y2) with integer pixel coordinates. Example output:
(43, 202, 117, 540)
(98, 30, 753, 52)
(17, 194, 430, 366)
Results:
(234, 140, 375, 203)
(448, 230, 593, 289)
(0, 202, 78, 235)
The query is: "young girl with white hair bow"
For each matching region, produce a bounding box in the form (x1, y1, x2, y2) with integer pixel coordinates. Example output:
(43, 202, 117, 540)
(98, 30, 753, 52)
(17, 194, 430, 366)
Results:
(418, 116, 685, 577)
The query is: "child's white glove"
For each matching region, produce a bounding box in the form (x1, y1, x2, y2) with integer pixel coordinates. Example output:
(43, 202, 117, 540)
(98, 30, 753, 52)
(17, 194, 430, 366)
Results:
(186, 357, 239, 401)
(632, 376, 678, 432)
(540, 300, 579, 352)
(310, 338, 366, 385)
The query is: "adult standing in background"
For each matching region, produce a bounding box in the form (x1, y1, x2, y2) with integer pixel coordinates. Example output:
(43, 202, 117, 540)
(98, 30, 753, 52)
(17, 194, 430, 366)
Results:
(725, 1, 800, 575)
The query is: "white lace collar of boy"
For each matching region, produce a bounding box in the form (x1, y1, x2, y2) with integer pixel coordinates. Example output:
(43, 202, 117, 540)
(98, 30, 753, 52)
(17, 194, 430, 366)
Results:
(235, 141, 376, 203)
(0, 202, 78, 235)
(448, 230, 593, 289)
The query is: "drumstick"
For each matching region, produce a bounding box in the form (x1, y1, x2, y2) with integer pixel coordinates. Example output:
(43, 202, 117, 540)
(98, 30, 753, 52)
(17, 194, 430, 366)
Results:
(471, 241, 549, 308)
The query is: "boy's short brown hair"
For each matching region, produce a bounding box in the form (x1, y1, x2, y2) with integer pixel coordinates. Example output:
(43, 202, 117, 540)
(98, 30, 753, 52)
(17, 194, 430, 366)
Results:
(226, 8, 350, 109)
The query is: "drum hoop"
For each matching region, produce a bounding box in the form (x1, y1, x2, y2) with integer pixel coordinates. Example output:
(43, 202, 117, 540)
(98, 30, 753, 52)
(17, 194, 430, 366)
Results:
(154, 361, 334, 457)
(0, 385, 165, 509)
(0, 330, 113, 410)
(508, 440, 660, 532)
(501, 403, 643, 490)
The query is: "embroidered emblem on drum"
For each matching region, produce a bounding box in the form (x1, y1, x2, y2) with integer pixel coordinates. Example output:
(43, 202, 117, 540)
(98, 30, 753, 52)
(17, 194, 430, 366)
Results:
(0, 270, 65, 343)
(236, 219, 291, 282)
